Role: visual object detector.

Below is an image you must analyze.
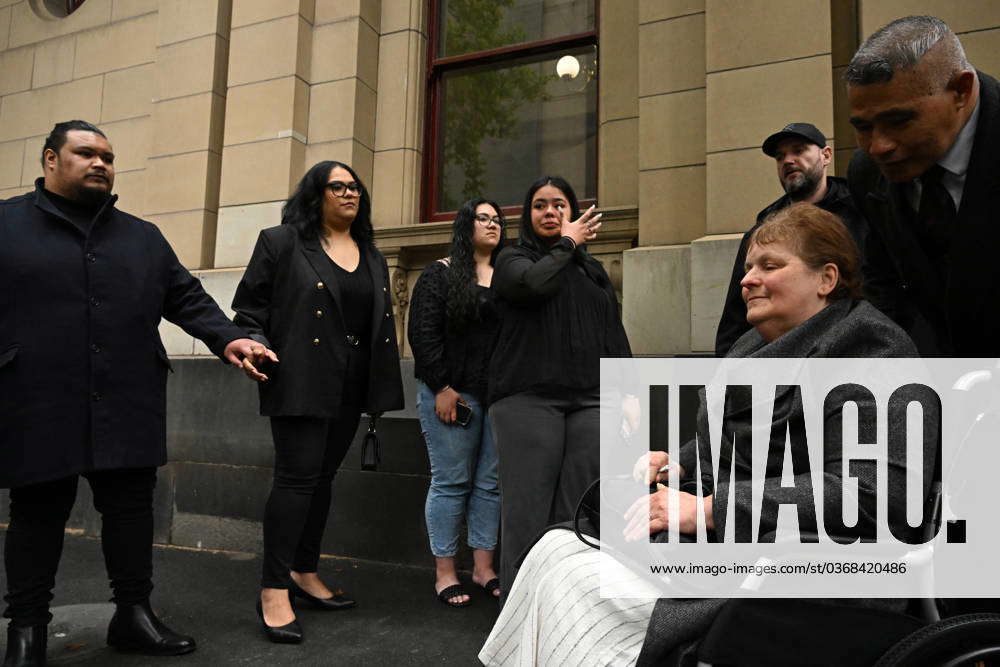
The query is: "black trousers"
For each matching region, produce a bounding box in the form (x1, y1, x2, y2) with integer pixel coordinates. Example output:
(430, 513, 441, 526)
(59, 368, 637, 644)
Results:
(261, 413, 361, 589)
(3, 467, 157, 628)
(489, 389, 600, 599)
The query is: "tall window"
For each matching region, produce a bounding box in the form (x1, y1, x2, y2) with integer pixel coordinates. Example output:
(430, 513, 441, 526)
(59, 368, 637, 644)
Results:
(424, 0, 598, 221)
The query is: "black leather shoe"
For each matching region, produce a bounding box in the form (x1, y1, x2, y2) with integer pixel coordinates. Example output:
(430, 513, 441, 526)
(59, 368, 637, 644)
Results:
(289, 580, 356, 611)
(256, 597, 303, 644)
(106, 600, 196, 656)
(3, 625, 47, 667)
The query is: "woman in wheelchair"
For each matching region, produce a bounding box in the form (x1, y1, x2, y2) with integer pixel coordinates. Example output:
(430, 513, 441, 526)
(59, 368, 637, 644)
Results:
(479, 203, 928, 666)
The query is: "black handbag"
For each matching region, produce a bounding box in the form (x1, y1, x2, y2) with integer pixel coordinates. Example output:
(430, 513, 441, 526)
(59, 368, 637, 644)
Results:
(360, 413, 382, 471)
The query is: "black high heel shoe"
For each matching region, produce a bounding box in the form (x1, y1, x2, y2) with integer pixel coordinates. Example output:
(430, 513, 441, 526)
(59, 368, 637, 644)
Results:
(289, 580, 356, 611)
(256, 593, 303, 644)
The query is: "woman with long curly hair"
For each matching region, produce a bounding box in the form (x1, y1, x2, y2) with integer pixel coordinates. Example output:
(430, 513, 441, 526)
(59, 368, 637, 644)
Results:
(488, 176, 632, 599)
(408, 198, 505, 606)
(232, 161, 404, 642)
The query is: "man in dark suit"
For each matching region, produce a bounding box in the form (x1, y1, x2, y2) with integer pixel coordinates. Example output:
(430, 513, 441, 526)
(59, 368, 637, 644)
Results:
(0, 120, 273, 666)
(714, 123, 867, 356)
(847, 15, 998, 357)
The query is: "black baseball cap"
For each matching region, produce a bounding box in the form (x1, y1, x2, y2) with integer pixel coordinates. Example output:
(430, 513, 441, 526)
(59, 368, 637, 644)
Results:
(761, 123, 827, 157)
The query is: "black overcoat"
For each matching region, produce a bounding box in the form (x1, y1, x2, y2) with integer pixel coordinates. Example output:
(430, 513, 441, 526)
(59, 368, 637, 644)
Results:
(0, 180, 247, 489)
(848, 71, 1000, 357)
(231, 224, 404, 416)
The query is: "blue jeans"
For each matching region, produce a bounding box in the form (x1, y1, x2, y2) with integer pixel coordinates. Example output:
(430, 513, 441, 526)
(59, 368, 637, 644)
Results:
(416, 381, 499, 558)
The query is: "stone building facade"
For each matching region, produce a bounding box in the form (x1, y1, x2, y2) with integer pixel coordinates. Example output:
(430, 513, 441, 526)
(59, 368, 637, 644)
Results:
(2, 0, 998, 356)
(1, 0, 999, 560)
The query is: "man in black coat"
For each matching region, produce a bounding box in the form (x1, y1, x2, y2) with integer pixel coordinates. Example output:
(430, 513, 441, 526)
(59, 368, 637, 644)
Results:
(0, 120, 270, 666)
(846, 16, 998, 357)
(714, 123, 867, 356)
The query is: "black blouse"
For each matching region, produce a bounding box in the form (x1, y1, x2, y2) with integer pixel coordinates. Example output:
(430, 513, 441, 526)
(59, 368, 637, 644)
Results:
(408, 261, 500, 401)
(488, 238, 631, 403)
(327, 249, 374, 407)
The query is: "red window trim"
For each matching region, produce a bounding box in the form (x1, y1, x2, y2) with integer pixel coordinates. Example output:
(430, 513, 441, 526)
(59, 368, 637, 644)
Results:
(422, 2, 600, 224)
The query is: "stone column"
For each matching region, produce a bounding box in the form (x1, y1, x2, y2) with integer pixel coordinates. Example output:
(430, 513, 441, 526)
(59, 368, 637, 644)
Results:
(371, 0, 426, 229)
(623, 1, 707, 355)
(214, 0, 312, 269)
(147, 0, 232, 268)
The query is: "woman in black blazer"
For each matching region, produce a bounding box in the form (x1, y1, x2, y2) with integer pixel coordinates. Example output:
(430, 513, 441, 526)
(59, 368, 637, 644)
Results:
(232, 161, 403, 643)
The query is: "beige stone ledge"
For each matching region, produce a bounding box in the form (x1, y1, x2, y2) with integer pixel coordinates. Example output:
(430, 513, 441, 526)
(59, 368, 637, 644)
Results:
(0, 185, 32, 199)
(961, 29, 1000, 84)
(157, 0, 230, 47)
(380, 0, 425, 35)
(219, 137, 306, 207)
(690, 233, 743, 352)
(225, 77, 308, 146)
(311, 17, 379, 89)
(112, 168, 147, 215)
(100, 116, 151, 173)
(111, 0, 156, 22)
(158, 268, 244, 356)
(639, 0, 703, 25)
(706, 55, 832, 153)
(214, 201, 284, 268)
(152, 92, 226, 156)
(157, 35, 229, 101)
(31, 35, 75, 88)
(74, 13, 155, 78)
(19, 135, 43, 186)
(9, 0, 111, 49)
(860, 1, 1000, 38)
(147, 208, 216, 269)
(228, 14, 310, 87)
(232, 0, 314, 29)
(0, 46, 34, 96)
(308, 78, 375, 146)
(315, 0, 379, 30)
(638, 89, 706, 171)
(374, 29, 424, 152)
(0, 139, 24, 189)
(0, 75, 103, 141)
(599, 0, 638, 124)
(598, 117, 639, 209)
(623, 244, 692, 355)
(101, 63, 155, 122)
(706, 0, 830, 73)
(705, 148, 776, 235)
(639, 165, 706, 246)
(0, 5, 11, 51)
(638, 12, 705, 98)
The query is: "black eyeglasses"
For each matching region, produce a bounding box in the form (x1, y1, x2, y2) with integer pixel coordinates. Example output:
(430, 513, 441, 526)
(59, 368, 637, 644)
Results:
(474, 213, 502, 227)
(327, 181, 361, 196)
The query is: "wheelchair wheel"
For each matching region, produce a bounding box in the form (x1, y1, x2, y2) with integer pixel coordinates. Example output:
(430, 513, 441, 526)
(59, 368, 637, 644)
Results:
(874, 613, 1000, 667)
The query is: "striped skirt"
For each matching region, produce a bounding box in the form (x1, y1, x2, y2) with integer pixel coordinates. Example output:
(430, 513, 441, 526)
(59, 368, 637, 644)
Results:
(479, 529, 659, 666)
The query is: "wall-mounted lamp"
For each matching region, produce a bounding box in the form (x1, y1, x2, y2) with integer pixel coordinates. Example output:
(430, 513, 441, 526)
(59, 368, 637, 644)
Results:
(556, 55, 581, 80)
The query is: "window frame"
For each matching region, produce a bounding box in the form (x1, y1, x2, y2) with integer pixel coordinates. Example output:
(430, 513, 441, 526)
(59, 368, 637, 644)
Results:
(422, 0, 600, 223)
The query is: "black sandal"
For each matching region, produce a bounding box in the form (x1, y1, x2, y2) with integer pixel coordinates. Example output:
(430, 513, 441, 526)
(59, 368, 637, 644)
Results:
(436, 584, 472, 608)
(479, 577, 500, 598)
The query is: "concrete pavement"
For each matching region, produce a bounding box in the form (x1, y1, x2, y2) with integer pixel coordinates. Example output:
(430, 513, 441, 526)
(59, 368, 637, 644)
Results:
(0, 531, 500, 665)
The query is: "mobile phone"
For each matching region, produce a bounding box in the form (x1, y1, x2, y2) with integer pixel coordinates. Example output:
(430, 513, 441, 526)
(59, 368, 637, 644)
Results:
(455, 402, 473, 427)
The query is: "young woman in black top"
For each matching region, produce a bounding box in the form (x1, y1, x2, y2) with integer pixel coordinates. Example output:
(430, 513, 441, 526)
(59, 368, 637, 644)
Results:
(488, 176, 632, 598)
(408, 199, 505, 606)
(232, 161, 404, 643)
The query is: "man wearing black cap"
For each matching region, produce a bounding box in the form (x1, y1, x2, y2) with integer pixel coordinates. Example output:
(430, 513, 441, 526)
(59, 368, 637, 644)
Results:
(714, 122, 868, 356)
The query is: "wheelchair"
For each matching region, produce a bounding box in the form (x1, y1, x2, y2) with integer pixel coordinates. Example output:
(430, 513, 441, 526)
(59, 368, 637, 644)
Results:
(683, 382, 1000, 667)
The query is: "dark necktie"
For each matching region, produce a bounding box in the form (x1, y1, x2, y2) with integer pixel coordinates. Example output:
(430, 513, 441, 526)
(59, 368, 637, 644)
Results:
(915, 164, 956, 259)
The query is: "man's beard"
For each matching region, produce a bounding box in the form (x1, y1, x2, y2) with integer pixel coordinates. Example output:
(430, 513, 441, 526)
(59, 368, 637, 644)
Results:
(782, 166, 822, 201)
(71, 182, 111, 207)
